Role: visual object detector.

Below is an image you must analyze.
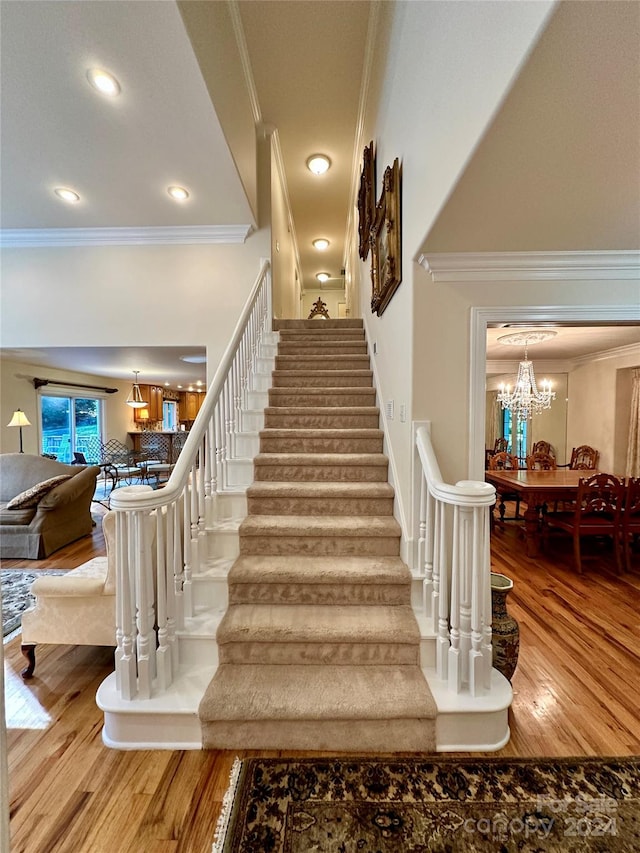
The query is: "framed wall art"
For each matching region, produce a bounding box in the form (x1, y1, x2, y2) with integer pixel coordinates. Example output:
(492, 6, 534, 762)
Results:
(370, 158, 401, 317)
(357, 141, 375, 261)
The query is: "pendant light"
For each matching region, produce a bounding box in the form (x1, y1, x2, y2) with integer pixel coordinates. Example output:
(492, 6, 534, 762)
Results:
(126, 371, 147, 408)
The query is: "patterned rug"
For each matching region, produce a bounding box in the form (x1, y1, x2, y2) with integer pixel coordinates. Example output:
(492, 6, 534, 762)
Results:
(1, 570, 68, 637)
(213, 756, 640, 852)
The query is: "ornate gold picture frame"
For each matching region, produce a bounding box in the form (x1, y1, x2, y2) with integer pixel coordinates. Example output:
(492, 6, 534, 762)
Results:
(370, 158, 401, 316)
(357, 141, 375, 261)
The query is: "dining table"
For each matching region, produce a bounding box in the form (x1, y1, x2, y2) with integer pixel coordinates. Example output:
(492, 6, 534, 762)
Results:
(484, 468, 600, 557)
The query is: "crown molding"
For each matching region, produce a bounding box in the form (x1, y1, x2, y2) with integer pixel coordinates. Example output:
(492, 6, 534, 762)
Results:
(228, 0, 262, 125)
(0, 225, 253, 248)
(418, 251, 640, 282)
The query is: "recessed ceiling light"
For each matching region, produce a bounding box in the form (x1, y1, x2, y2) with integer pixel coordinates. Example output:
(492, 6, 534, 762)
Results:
(164, 382, 170, 387)
(87, 68, 121, 97)
(54, 187, 80, 203)
(313, 238, 330, 251)
(180, 354, 206, 363)
(168, 186, 189, 201)
(177, 385, 183, 389)
(306, 154, 331, 175)
(316, 272, 330, 283)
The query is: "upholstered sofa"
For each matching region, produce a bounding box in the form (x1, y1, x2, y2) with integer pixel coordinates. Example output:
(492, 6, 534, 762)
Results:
(21, 510, 156, 677)
(0, 453, 100, 558)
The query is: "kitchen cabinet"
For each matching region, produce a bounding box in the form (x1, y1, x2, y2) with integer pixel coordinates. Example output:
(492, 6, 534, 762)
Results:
(134, 384, 164, 422)
(179, 391, 204, 423)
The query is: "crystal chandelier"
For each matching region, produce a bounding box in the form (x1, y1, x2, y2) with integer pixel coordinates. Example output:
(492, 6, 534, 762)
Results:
(496, 332, 556, 421)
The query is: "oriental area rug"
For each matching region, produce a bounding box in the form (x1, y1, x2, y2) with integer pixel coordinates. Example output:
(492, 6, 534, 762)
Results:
(213, 756, 640, 853)
(1, 570, 67, 638)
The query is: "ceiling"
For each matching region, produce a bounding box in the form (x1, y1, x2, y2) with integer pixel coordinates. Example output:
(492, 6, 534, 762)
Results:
(486, 325, 640, 366)
(1, 2, 638, 385)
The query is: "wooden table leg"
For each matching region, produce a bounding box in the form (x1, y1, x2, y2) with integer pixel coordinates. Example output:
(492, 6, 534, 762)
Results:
(523, 503, 542, 557)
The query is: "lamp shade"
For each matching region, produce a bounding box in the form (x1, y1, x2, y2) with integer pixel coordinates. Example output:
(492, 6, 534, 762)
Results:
(7, 409, 31, 428)
(126, 371, 148, 409)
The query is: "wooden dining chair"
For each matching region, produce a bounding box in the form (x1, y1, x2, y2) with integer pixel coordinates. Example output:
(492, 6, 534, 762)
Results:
(488, 452, 522, 522)
(622, 477, 640, 572)
(569, 445, 599, 470)
(545, 473, 624, 574)
(526, 452, 557, 471)
(531, 440, 554, 458)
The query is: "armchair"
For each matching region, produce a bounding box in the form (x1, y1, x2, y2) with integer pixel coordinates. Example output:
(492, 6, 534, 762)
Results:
(20, 510, 156, 678)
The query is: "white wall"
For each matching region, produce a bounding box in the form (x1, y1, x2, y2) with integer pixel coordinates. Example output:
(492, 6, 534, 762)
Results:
(270, 145, 300, 320)
(301, 290, 344, 321)
(0, 236, 270, 378)
(1, 357, 134, 456)
(567, 347, 640, 474)
(359, 0, 555, 519)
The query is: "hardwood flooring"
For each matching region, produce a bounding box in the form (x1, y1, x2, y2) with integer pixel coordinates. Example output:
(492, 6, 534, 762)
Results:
(4, 504, 640, 852)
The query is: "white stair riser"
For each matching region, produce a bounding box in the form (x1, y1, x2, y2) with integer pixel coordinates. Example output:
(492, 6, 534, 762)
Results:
(208, 530, 240, 560)
(235, 433, 260, 456)
(241, 410, 265, 431)
(250, 373, 273, 392)
(194, 577, 229, 610)
(212, 492, 247, 522)
(248, 390, 269, 409)
(226, 458, 255, 487)
(178, 635, 219, 667)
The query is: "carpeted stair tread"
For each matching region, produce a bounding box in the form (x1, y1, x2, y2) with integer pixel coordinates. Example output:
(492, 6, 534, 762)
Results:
(254, 452, 388, 467)
(268, 388, 376, 407)
(247, 481, 394, 499)
(239, 515, 401, 538)
(275, 356, 371, 371)
(259, 428, 383, 454)
(199, 664, 437, 722)
(272, 370, 374, 387)
(229, 554, 410, 585)
(274, 318, 364, 329)
(259, 428, 383, 440)
(264, 406, 380, 429)
(218, 603, 420, 645)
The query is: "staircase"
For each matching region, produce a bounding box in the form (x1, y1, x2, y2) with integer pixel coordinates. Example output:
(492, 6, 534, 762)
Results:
(198, 319, 437, 751)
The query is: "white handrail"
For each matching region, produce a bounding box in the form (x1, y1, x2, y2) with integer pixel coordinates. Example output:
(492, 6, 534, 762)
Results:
(415, 424, 496, 696)
(109, 260, 272, 700)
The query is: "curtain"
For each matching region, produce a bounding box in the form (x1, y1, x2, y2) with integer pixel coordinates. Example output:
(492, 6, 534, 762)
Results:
(626, 367, 640, 478)
(486, 392, 502, 450)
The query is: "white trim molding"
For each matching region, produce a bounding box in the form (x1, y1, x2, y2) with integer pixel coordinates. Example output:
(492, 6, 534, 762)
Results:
(0, 225, 254, 248)
(418, 251, 640, 282)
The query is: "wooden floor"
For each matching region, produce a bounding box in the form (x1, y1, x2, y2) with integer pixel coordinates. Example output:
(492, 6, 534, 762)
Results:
(4, 503, 640, 852)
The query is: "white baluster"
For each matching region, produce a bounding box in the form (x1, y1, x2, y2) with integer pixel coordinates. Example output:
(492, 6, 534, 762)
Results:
(115, 511, 136, 699)
(165, 501, 178, 672)
(134, 510, 153, 699)
(435, 501, 450, 680)
(448, 505, 462, 693)
(155, 509, 172, 691)
(481, 505, 493, 690)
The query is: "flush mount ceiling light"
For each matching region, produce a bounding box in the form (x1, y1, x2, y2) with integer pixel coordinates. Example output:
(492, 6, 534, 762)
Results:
(54, 187, 80, 203)
(306, 154, 331, 175)
(316, 272, 330, 283)
(313, 238, 330, 251)
(87, 68, 121, 97)
(168, 186, 189, 201)
(180, 354, 206, 364)
(126, 370, 148, 408)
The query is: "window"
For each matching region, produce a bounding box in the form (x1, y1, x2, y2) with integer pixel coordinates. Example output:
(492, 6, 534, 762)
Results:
(502, 409, 528, 462)
(40, 395, 103, 463)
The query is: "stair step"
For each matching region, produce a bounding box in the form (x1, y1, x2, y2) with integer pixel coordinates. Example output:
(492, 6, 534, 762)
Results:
(217, 603, 420, 665)
(264, 406, 380, 429)
(253, 452, 389, 482)
(275, 355, 371, 371)
(228, 555, 411, 605)
(199, 664, 437, 751)
(272, 370, 373, 388)
(238, 514, 401, 556)
(277, 342, 368, 355)
(246, 480, 394, 516)
(269, 388, 376, 407)
(278, 330, 365, 341)
(273, 319, 363, 329)
(259, 428, 383, 454)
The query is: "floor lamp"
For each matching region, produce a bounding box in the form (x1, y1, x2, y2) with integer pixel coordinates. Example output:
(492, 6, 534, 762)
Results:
(7, 409, 31, 453)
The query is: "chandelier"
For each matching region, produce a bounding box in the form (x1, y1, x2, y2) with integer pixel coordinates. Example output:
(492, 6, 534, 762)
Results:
(496, 331, 556, 421)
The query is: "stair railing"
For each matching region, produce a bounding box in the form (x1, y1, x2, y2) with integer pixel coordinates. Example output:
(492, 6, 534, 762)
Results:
(109, 260, 272, 700)
(415, 423, 496, 697)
